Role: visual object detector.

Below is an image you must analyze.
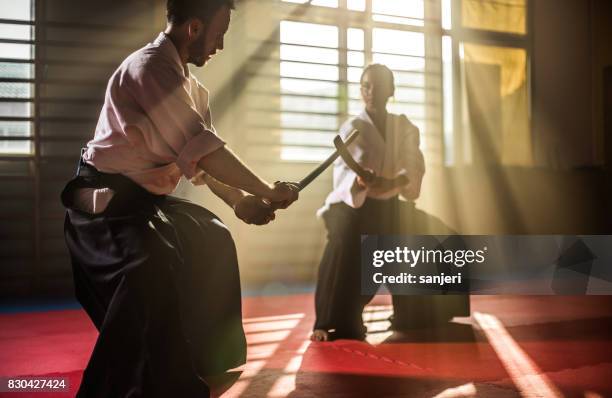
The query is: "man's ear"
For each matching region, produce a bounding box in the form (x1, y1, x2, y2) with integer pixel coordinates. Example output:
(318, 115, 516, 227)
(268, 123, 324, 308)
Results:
(187, 18, 204, 39)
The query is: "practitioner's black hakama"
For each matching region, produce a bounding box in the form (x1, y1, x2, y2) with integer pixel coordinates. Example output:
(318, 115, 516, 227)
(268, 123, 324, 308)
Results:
(61, 162, 246, 398)
(314, 109, 470, 339)
(314, 196, 470, 339)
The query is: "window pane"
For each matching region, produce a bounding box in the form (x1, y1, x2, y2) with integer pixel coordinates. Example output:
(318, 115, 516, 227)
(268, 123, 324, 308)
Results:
(372, 0, 424, 19)
(282, 0, 338, 8)
(280, 61, 339, 81)
(311, 0, 338, 7)
(281, 96, 338, 113)
(372, 53, 425, 72)
(348, 83, 361, 99)
(0, 43, 32, 60)
(281, 146, 334, 161)
(347, 51, 364, 67)
(0, 63, 31, 79)
(394, 87, 425, 103)
(280, 44, 338, 65)
(462, 0, 526, 34)
(0, 121, 30, 135)
(281, 78, 338, 97)
(372, 29, 424, 57)
(0, 0, 32, 20)
(347, 28, 364, 50)
(347, 0, 365, 11)
(442, 0, 452, 30)
(372, 14, 424, 27)
(280, 21, 338, 48)
(347, 67, 363, 83)
(280, 131, 336, 162)
(281, 113, 338, 130)
(0, 24, 31, 40)
(393, 71, 425, 87)
(442, 36, 454, 165)
(0, 121, 31, 154)
(0, 140, 30, 153)
(0, 102, 31, 117)
(0, 82, 32, 98)
(281, 131, 336, 146)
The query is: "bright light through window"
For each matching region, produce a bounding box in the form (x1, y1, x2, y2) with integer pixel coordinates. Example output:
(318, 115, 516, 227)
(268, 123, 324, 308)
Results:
(0, 0, 32, 20)
(373, 28, 425, 57)
(281, 0, 338, 8)
(280, 21, 338, 48)
(0, 0, 33, 155)
(272, 0, 530, 165)
(279, 21, 339, 161)
(372, 0, 424, 26)
(347, 28, 364, 51)
(347, 0, 365, 11)
(442, 0, 452, 30)
(372, 0, 424, 18)
(442, 36, 454, 165)
(277, 6, 431, 161)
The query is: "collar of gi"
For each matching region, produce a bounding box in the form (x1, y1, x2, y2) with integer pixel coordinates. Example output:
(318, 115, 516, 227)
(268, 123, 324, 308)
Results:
(153, 32, 189, 79)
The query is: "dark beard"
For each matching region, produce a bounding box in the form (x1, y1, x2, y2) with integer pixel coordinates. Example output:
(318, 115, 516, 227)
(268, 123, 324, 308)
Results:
(187, 25, 209, 66)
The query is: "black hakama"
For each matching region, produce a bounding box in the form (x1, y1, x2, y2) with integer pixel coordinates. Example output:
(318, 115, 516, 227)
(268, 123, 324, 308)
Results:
(61, 162, 246, 397)
(314, 197, 470, 339)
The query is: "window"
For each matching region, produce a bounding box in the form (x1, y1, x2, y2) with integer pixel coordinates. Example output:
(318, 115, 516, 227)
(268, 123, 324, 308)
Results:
(246, 0, 531, 166)
(275, 0, 444, 164)
(462, 0, 526, 34)
(279, 20, 340, 161)
(450, 0, 532, 166)
(0, 0, 34, 155)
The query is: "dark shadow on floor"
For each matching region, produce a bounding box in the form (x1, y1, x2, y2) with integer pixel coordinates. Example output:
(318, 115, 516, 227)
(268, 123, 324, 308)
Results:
(284, 369, 519, 398)
(379, 322, 479, 344)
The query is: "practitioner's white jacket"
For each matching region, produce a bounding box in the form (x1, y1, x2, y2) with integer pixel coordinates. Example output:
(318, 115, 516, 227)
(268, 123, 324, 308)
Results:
(317, 109, 425, 217)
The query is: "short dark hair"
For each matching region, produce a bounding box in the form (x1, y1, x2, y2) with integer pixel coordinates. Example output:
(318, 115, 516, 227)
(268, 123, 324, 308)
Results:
(167, 0, 235, 25)
(361, 63, 395, 93)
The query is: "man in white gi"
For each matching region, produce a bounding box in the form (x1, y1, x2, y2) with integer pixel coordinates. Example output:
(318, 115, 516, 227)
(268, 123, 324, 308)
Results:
(61, 1, 298, 396)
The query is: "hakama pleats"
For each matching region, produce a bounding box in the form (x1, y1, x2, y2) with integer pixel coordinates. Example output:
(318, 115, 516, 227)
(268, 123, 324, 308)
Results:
(63, 176, 245, 398)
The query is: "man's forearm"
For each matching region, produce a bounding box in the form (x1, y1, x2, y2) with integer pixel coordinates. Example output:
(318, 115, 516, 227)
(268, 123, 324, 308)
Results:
(197, 146, 273, 198)
(203, 173, 246, 208)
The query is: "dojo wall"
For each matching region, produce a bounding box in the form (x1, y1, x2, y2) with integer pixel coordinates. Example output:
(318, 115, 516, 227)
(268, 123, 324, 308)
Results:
(0, 0, 161, 298)
(1, 0, 611, 298)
